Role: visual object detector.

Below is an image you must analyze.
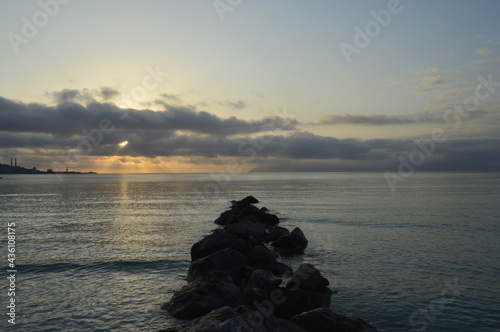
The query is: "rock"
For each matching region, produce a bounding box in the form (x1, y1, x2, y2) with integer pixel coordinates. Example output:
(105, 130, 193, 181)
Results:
(272, 286, 333, 319)
(291, 308, 378, 332)
(246, 269, 282, 291)
(228, 238, 253, 258)
(187, 249, 249, 283)
(230, 306, 305, 332)
(242, 195, 259, 204)
(249, 245, 275, 269)
(214, 210, 231, 226)
(269, 226, 290, 241)
(190, 229, 241, 262)
(225, 220, 268, 243)
(162, 271, 242, 320)
(271, 227, 308, 254)
(271, 264, 333, 319)
(161, 306, 239, 332)
(215, 197, 280, 228)
(271, 261, 294, 277)
(242, 269, 283, 306)
(260, 213, 280, 226)
(249, 245, 293, 277)
(286, 263, 330, 293)
(163, 305, 306, 332)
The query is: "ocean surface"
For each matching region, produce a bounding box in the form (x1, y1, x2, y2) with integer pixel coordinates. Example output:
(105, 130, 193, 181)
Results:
(1, 172, 499, 331)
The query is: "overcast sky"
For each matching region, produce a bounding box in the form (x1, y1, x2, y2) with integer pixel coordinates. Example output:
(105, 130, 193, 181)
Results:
(1, 0, 499, 173)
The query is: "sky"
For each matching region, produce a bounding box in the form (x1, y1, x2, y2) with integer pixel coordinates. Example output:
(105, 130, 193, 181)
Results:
(0, 0, 499, 173)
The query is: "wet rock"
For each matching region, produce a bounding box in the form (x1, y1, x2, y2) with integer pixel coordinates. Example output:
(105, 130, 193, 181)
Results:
(249, 245, 293, 277)
(160, 306, 239, 332)
(214, 196, 280, 228)
(269, 226, 290, 241)
(291, 308, 378, 332)
(271, 261, 294, 277)
(286, 263, 330, 293)
(225, 220, 268, 244)
(242, 195, 259, 204)
(190, 229, 241, 262)
(271, 227, 308, 254)
(272, 286, 333, 319)
(249, 245, 275, 269)
(162, 271, 242, 320)
(187, 248, 249, 283)
(272, 264, 333, 319)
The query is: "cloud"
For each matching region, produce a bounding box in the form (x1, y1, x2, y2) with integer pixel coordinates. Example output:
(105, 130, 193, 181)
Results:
(475, 48, 492, 56)
(0, 96, 298, 137)
(49, 87, 120, 104)
(409, 68, 438, 76)
(1, 93, 498, 173)
(411, 75, 447, 93)
(218, 99, 247, 110)
(317, 110, 488, 126)
(250, 137, 500, 172)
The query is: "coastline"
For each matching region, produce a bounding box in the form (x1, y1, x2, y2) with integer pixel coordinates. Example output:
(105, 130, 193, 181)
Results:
(0, 163, 96, 175)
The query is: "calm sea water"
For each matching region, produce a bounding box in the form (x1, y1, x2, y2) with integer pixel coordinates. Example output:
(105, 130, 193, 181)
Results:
(0, 172, 499, 331)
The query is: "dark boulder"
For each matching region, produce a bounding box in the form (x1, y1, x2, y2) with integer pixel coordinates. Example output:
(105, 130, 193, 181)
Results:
(187, 248, 249, 283)
(242, 269, 283, 306)
(190, 229, 241, 262)
(271, 261, 294, 277)
(291, 308, 378, 332)
(231, 305, 305, 332)
(269, 226, 290, 241)
(242, 195, 259, 204)
(162, 271, 242, 320)
(286, 263, 330, 293)
(246, 269, 282, 291)
(160, 306, 239, 332)
(162, 305, 306, 332)
(271, 287, 333, 319)
(215, 196, 280, 228)
(249, 245, 293, 277)
(271, 227, 308, 254)
(272, 264, 333, 319)
(225, 220, 268, 244)
(249, 245, 275, 269)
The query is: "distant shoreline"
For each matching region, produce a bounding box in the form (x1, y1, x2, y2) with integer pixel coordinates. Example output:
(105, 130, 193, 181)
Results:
(0, 163, 96, 175)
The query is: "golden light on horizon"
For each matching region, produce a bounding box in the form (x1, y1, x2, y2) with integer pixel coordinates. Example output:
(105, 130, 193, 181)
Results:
(119, 141, 128, 147)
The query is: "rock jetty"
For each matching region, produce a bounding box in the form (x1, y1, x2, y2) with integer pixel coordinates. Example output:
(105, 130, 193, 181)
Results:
(160, 196, 377, 332)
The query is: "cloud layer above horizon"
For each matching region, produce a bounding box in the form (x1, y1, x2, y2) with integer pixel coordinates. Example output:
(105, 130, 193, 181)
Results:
(1, 92, 499, 173)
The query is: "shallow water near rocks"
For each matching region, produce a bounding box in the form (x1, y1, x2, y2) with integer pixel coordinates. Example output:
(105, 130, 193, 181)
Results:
(1, 172, 499, 331)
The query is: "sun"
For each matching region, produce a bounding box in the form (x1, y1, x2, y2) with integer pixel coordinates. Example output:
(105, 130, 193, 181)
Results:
(118, 141, 128, 147)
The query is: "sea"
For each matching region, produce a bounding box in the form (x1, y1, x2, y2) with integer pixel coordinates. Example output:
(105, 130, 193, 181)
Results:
(0, 172, 499, 332)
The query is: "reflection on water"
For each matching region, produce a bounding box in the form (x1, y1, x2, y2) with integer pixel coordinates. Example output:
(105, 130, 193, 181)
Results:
(0, 173, 499, 331)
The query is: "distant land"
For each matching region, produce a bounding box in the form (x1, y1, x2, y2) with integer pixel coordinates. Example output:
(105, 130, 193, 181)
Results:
(0, 163, 96, 175)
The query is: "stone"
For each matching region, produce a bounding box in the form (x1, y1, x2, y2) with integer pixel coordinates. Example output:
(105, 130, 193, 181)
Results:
(190, 229, 241, 262)
(162, 271, 242, 320)
(271, 287, 333, 319)
(291, 308, 378, 332)
(286, 263, 330, 293)
(187, 248, 249, 284)
(269, 226, 289, 241)
(271, 227, 308, 254)
(242, 195, 259, 204)
(249, 245, 275, 269)
(225, 220, 268, 243)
